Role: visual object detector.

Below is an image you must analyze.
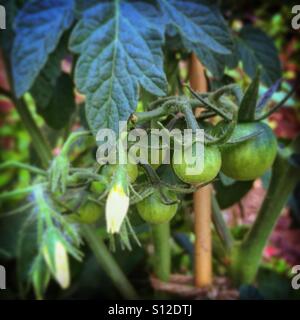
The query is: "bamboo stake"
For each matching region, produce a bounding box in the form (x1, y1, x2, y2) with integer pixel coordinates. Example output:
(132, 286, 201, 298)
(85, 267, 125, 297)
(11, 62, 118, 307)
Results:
(189, 53, 212, 288)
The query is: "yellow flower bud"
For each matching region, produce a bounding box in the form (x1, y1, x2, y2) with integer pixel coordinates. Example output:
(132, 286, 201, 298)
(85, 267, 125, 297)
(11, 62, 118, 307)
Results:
(43, 238, 70, 289)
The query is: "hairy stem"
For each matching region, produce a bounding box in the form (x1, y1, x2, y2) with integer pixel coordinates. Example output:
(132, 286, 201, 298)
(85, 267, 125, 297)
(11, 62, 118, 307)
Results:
(0, 161, 47, 176)
(152, 222, 171, 282)
(230, 151, 300, 285)
(15, 99, 52, 168)
(212, 195, 234, 252)
(61, 130, 91, 156)
(2, 54, 52, 168)
(133, 105, 170, 123)
(81, 225, 138, 299)
(181, 103, 199, 133)
(255, 85, 297, 121)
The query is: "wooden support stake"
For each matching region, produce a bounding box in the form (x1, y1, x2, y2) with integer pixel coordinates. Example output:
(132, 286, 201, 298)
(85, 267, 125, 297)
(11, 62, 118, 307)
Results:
(189, 53, 212, 288)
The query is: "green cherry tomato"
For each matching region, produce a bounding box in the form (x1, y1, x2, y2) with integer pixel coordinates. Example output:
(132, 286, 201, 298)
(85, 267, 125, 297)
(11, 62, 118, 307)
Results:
(220, 122, 277, 181)
(136, 189, 178, 224)
(172, 144, 221, 184)
(102, 163, 139, 183)
(90, 180, 107, 194)
(69, 200, 104, 224)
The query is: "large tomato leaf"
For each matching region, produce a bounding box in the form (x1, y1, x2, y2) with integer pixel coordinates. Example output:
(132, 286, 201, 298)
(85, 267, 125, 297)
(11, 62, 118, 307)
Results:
(12, 0, 75, 97)
(69, 1, 167, 134)
(236, 26, 282, 86)
(159, 0, 232, 77)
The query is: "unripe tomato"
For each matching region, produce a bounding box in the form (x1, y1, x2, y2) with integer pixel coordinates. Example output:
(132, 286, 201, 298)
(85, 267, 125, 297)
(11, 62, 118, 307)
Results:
(68, 200, 103, 224)
(103, 163, 138, 183)
(220, 122, 277, 181)
(90, 180, 106, 194)
(172, 144, 221, 184)
(136, 189, 178, 224)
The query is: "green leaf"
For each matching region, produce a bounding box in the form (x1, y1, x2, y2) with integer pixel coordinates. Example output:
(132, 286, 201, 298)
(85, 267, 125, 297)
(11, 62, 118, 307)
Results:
(69, 1, 167, 134)
(30, 37, 68, 108)
(49, 154, 70, 194)
(31, 255, 51, 300)
(37, 73, 76, 130)
(16, 216, 38, 296)
(41, 227, 61, 275)
(214, 179, 253, 209)
(236, 26, 282, 86)
(256, 79, 281, 113)
(159, 0, 232, 77)
(12, 0, 75, 97)
(238, 68, 261, 122)
(159, 0, 231, 54)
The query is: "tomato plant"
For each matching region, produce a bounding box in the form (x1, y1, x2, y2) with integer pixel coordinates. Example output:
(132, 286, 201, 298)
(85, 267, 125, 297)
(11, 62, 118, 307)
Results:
(0, 0, 299, 301)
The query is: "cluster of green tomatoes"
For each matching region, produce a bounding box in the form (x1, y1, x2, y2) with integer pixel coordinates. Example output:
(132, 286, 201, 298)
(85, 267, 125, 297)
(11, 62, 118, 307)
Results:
(72, 120, 277, 226)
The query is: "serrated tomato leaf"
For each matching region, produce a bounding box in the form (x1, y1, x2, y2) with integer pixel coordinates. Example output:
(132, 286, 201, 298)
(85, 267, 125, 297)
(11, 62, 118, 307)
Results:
(236, 26, 282, 86)
(159, 0, 232, 77)
(69, 1, 167, 134)
(159, 0, 231, 54)
(12, 0, 74, 97)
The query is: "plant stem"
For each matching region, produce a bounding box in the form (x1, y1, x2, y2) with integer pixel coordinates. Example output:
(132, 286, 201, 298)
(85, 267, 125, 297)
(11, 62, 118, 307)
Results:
(0, 161, 47, 176)
(61, 130, 91, 156)
(255, 85, 296, 121)
(181, 103, 199, 133)
(2, 54, 52, 168)
(152, 222, 171, 282)
(188, 90, 232, 121)
(212, 195, 234, 252)
(230, 151, 300, 285)
(0, 183, 47, 200)
(81, 225, 138, 300)
(134, 105, 170, 123)
(14, 99, 52, 168)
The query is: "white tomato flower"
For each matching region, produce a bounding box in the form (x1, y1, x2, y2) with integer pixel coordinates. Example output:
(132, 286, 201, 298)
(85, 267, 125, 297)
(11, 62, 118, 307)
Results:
(105, 182, 129, 234)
